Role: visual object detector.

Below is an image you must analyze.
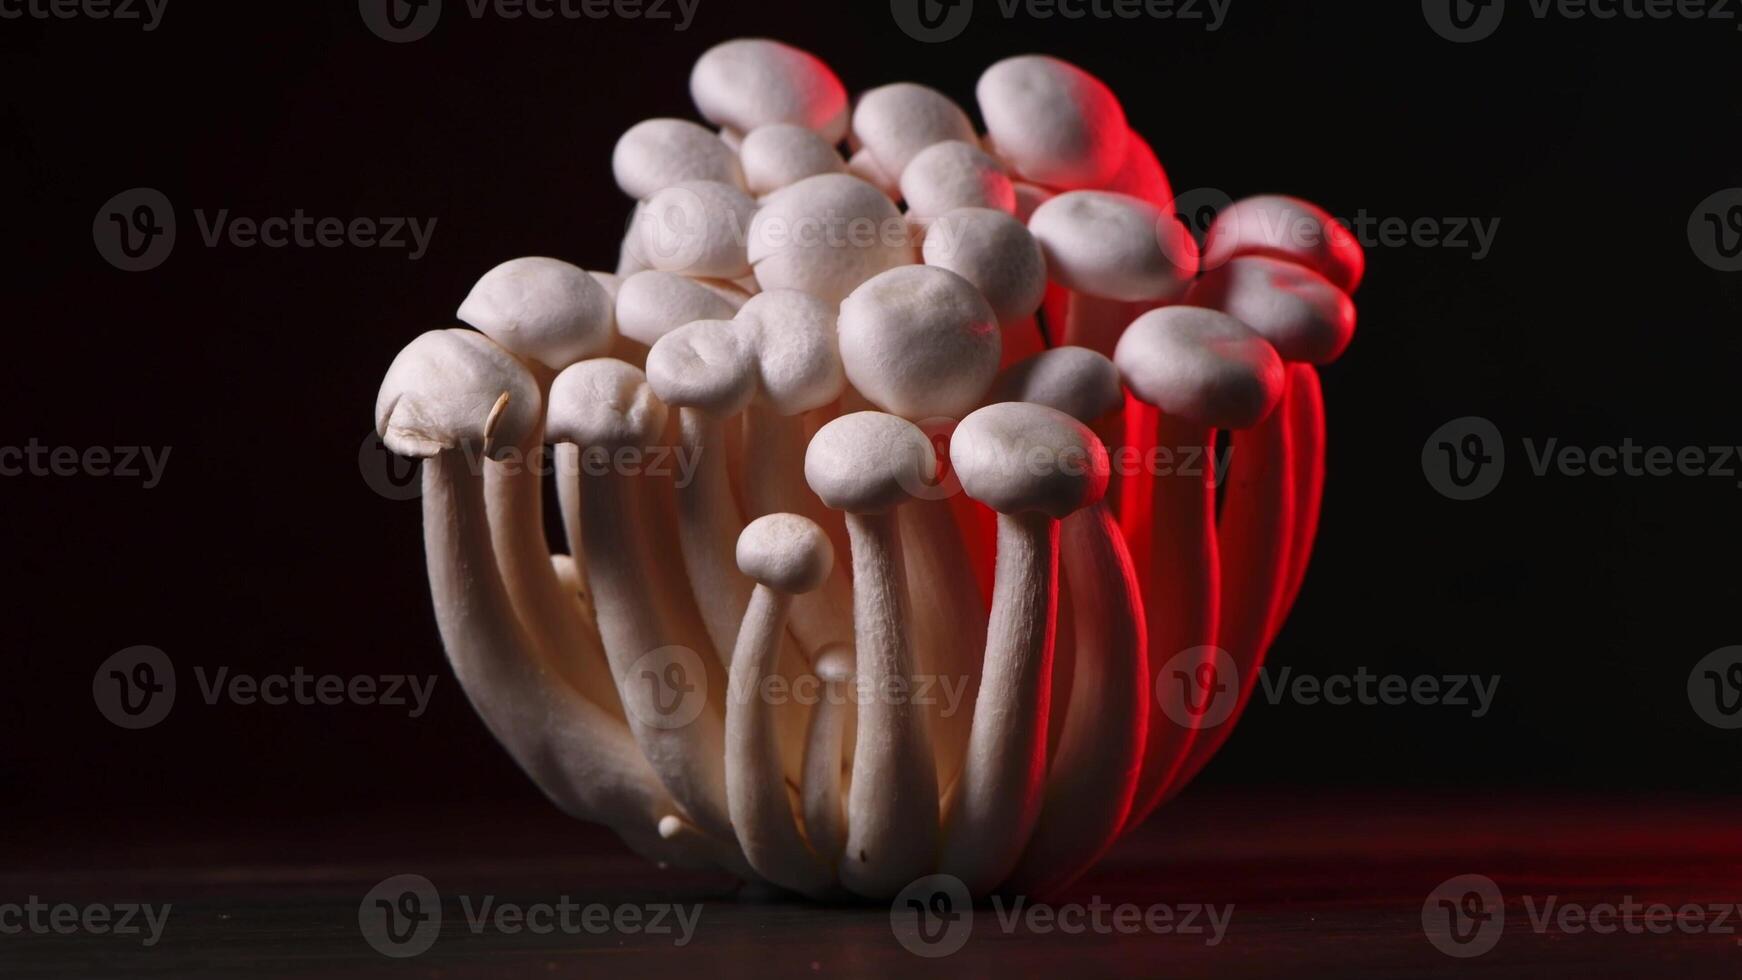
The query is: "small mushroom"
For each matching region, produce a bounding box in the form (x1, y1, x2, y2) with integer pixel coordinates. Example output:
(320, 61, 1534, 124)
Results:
(747, 174, 912, 304)
(976, 55, 1128, 189)
(690, 38, 849, 144)
(1113, 306, 1285, 826)
(739, 123, 846, 197)
(899, 140, 1016, 225)
(614, 269, 744, 347)
(837, 265, 1002, 421)
(1200, 194, 1366, 293)
(725, 513, 839, 898)
(634, 180, 757, 280)
(940, 401, 1109, 895)
(805, 412, 942, 898)
(612, 118, 747, 200)
(851, 82, 979, 184)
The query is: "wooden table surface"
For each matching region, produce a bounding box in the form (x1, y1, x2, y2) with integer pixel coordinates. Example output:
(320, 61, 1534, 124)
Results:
(4, 790, 1738, 978)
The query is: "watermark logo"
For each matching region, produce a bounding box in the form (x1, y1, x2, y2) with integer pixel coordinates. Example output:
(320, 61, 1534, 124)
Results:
(359, 432, 423, 501)
(94, 188, 175, 272)
(890, 874, 974, 957)
(1, 440, 172, 487)
(0, 898, 172, 947)
(625, 645, 708, 730)
(1690, 188, 1742, 272)
(92, 645, 175, 730)
(0, 0, 167, 30)
(1423, 416, 1505, 500)
(359, 0, 442, 42)
(1423, 0, 1505, 41)
(1155, 645, 1238, 729)
(1689, 646, 1742, 729)
(1170, 186, 1234, 244)
(1423, 874, 1506, 957)
(360, 874, 442, 958)
(891, 0, 975, 41)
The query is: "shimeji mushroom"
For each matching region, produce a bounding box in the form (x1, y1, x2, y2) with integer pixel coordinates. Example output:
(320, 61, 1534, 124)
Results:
(801, 645, 853, 866)
(738, 123, 846, 197)
(690, 38, 849, 145)
(614, 270, 746, 349)
(544, 357, 737, 844)
(806, 412, 942, 897)
(940, 401, 1110, 895)
(1199, 194, 1366, 293)
(375, 330, 738, 871)
(612, 118, 748, 200)
(837, 265, 1002, 793)
(850, 82, 979, 187)
(747, 174, 912, 305)
(988, 348, 1148, 898)
(976, 55, 1128, 190)
(920, 207, 1049, 367)
(635, 180, 757, 281)
(455, 256, 623, 719)
(898, 140, 1017, 226)
(726, 513, 839, 898)
(1114, 306, 1286, 825)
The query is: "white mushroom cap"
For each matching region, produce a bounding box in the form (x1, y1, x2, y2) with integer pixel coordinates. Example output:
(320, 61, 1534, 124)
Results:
(747, 174, 912, 304)
(899, 141, 1016, 223)
(950, 402, 1109, 518)
(845, 148, 899, 200)
(813, 646, 853, 684)
(1184, 255, 1357, 365)
(804, 411, 938, 514)
(850, 82, 979, 182)
(1028, 190, 1199, 302)
(644, 319, 757, 417)
(690, 38, 849, 144)
(1113, 306, 1286, 429)
(921, 207, 1047, 328)
(1200, 194, 1366, 293)
(455, 257, 616, 370)
(837, 265, 1001, 421)
(545, 357, 668, 449)
(612, 118, 747, 201)
(376, 329, 542, 460)
(615, 270, 743, 346)
(737, 513, 834, 594)
(739, 123, 846, 197)
(988, 346, 1122, 424)
(976, 55, 1128, 190)
(734, 289, 845, 416)
(634, 180, 756, 280)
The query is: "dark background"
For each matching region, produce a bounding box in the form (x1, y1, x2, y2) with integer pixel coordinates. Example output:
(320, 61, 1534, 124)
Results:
(4, 0, 1738, 853)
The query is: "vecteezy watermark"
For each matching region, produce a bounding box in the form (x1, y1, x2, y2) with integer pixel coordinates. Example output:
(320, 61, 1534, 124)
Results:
(92, 647, 439, 730)
(891, 0, 1229, 43)
(0, 898, 172, 948)
(0, 440, 171, 488)
(1424, 0, 1741, 43)
(358, 874, 701, 958)
(1154, 647, 1500, 729)
(1425, 417, 1742, 501)
(94, 189, 436, 271)
(358, 0, 698, 43)
(1689, 646, 1742, 729)
(729, 672, 973, 717)
(1690, 188, 1742, 272)
(0, 0, 167, 30)
(889, 875, 1233, 958)
(1170, 188, 1501, 261)
(1424, 874, 1742, 958)
(360, 432, 706, 502)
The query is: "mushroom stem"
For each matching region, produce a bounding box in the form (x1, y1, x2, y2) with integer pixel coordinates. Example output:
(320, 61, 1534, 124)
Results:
(1120, 403, 1220, 826)
(1168, 387, 1296, 794)
(554, 442, 583, 558)
(1007, 500, 1146, 897)
(897, 494, 987, 795)
(801, 649, 852, 866)
(422, 450, 728, 870)
(941, 510, 1059, 894)
(726, 583, 835, 897)
(1280, 363, 1325, 621)
(580, 450, 737, 841)
(483, 445, 622, 720)
(674, 408, 757, 661)
(839, 510, 939, 897)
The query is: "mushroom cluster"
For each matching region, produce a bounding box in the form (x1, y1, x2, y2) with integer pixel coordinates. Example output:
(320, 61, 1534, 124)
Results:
(374, 38, 1362, 900)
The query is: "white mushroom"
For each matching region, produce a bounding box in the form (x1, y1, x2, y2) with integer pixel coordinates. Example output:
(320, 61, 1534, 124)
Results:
(544, 357, 737, 844)
(614, 269, 744, 347)
(747, 174, 913, 304)
(922, 207, 1048, 331)
(739, 123, 846, 197)
(805, 412, 942, 897)
(457, 257, 616, 369)
(375, 330, 730, 870)
(976, 55, 1128, 189)
(1028, 190, 1199, 303)
(837, 265, 1002, 421)
(690, 38, 849, 144)
(612, 118, 747, 200)
(634, 180, 756, 280)
(726, 513, 838, 897)
(1199, 194, 1366, 292)
(1113, 307, 1285, 827)
(899, 140, 1016, 224)
(801, 646, 853, 865)
(941, 402, 1109, 895)
(850, 82, 979, 184)
(990, 349, 1147, 898)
